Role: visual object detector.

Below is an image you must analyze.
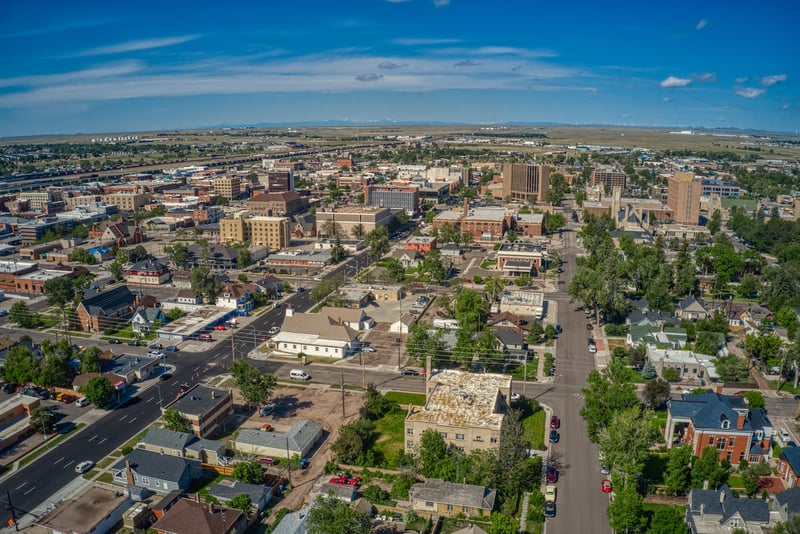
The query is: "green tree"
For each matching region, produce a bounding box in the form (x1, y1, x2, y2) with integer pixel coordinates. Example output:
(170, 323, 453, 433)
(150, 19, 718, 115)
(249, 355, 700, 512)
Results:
(3, 345, 39, 384)
(597, 407, 660, 485)
(607, 483, 647, 534)
(544, 324, 557, 340)
(351, 223, 366, 240)
(527, 320, 544, 344)
(190, 266, 223, 303)
(648, 506, 688, 534)
(9, 300, 41, 328)
(43, 277, 76, 338)
(230, 361, 276, 406)
(37, 340, 72, 388)
(307, 493, 371, 534)
(454, 289, 488, 334)
(484, 276, 505, 303)
(419, 250, 447, 284)
(162, 407, 190, 433)
(546, 173, 569, 206)
(84, 376, 114, 407)
(365, 227, 390, 258)
(707, 209, 722, 235)
(772, 513, 800, 534)
(109, 261, 124, 280)
(129, 245, 149, 263)
(691, 445, 730, 489)
(489, 512, 518, 534)
(580, 359, 640, 442)
(331, 420, 371, 464)
(166, 308, 184, 321)
(80, 346, 102, 373)
(418, 428, 448, 477)
(382, 258, 405, 282)
(642, 377, 671, 408)
(164, 243, 191, 267)
(641, 361, 657, 379)
(713, 354, 749, 382)
(236, 247, 252, 268)
(739, 390, 765, 409)
(663, 445, 693, 496)
(232, 461, 263, 484)
(497, 409, 538, 500)
(29, 406, 56, 434)
(695, 331, 721, 356)
(672, 241, 696, 297)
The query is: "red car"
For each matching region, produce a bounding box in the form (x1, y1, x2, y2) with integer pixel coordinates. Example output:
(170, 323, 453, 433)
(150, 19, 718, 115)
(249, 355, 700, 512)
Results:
(601, 479, 612, 493)
(546, 466, 558, 483)
(550, 415, 560, 429)
(329, 474, 362, 487)
(258, 456, 276, 466)
(214, 325, 226, 331)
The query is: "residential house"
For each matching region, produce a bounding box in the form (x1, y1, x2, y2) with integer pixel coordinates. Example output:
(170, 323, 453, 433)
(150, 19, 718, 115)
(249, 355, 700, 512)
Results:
(126, 257, 172, 286)
(215, 283, 254, 314)
(317, 482, 357, 502)
(409, 479, 497, 518)
(486, 311, 530, 335)
(625, 299, 680, 327)
(272, 506, 309, 534)
(208, 480, 272, 512)
(398, 250, 422, 269)
(491, 329, 529, 362)
(253, 275, 284, 299)
(132, 307, 167, 334)
(677, 295, 710, 321)
(104, 353, 161, 384)
(318, 307, 374, 330)
(176, 289, 202, 305)
(186, 243, 239, 270)
(686, 485, 770, 534)
(647, 347, 719, 384)
(76, 285, 141, 333)
(772, 487, 800, 524)
(291, 213, 316, 239)
(139, 427, 225, 465)
(406, 236, 437, 253)
(272, 307, 359, 358)
(405, 370, 511, 454)
(163, 384, 233, 438)
(150, 498, 246, 534)
(234, 419, 323, 459)
(778, 447, 800, 488)
(111, 449, 202, 494)
(665, 392, 774, 464)
(626, 324, 688, 350)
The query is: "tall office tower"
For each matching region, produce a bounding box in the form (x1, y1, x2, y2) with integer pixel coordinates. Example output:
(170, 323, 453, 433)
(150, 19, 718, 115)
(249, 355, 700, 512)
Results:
(667, 172, 702, 225)
(501, 164, 551, 202)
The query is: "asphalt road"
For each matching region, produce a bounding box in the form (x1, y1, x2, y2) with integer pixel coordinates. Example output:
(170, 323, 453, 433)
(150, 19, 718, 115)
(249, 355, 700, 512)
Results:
(538, 222, 613, 534)
(0, 252, 395, 526)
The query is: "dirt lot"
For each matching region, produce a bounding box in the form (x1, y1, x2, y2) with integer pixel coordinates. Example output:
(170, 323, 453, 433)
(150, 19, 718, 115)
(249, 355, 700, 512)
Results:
(227, 383, 365, 519)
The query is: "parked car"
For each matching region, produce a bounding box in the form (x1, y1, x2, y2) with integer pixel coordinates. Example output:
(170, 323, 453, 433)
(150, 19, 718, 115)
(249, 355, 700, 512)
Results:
(269, 326, 280, 335)
(127, 340, 140, 347)
(363, 346, 377, 353)
(0, 310, 8, 317)
(258, 456, 277, 466)
(159, 373, 173, 381)
(600, 463, 610, 475)
(109, 338, 122, 344)
(549, 429, 560, 443)
(545, 501, 556, 517)
(510, 392, 521, 400)
(402, 369, 420, 376)
(260, 423, 274, 432)
(2, 383, 17, 394)
(297, 287, 305, 292)
(214, 325, 226, 331)
(150, 343, 163, 350)
(546, 466, 559, 483)
(555, 324, 562, 334)
(601, 479, 612, 493)
(165, 345, 179, 352)
(550, 415, 561, 429)
(198, 333, 213, 342)
(260, 405, 275, 416)
(75, 460, 94, 474)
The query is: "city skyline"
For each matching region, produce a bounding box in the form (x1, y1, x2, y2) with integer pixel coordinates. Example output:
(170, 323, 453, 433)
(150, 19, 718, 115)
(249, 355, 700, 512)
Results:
(1, 0, 797, 137)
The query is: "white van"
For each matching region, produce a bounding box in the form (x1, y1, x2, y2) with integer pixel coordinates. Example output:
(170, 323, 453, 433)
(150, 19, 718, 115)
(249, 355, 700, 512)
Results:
(76, 397, 91, 407)
(289, 369, 310, 380)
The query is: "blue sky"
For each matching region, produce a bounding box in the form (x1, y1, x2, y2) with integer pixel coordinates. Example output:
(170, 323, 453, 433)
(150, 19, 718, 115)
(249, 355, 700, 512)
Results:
(1, 0, 798, 137)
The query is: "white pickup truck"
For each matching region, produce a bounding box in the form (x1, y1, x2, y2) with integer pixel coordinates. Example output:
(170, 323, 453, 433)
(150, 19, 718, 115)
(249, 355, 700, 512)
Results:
(545, 485, 557, 503)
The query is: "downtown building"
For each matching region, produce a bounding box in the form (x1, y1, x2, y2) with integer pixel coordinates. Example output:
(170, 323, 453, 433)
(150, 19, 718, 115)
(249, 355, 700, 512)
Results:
(501, 164, 551, 202)
(220, 215, 291, 251)
(365, 184, 419, 214)
(667, 172, 703, 225)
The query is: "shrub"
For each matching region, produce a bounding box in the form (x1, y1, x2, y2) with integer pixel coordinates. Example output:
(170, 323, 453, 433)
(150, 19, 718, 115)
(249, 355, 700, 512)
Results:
(121, 445, 133, 455)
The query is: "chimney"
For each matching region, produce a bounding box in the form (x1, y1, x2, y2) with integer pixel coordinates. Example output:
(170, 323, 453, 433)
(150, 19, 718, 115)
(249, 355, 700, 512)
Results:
(211, 391, 216, 399)
(736, 411, 746, 430)
(195, 493, 201, 503)
(719, 490, 726, 504)
(715, 385, 723, 394)
(125, 460, 135, 486)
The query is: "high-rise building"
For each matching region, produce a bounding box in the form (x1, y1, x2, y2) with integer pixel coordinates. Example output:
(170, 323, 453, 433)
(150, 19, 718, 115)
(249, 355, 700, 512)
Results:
(365, 184, 419, 214)
(213, 176, 241, 200)
(667, 172, 702, 225)
(260, 169, 294, 193)
(501, 164, 551, 202)
(220, 216, 290, 251)
(590, 169, 627, 189)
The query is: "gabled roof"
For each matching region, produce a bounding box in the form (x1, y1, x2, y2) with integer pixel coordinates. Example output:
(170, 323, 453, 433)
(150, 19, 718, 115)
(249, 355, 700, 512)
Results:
(486, 311, 529, 331)
(235, 420, 323, 456)
(493, 328, 524, 347)
(668, 393, 770, 434)
(151, 498, 243, 534)
(627, 309, 679, 327)
(409, 479, 496, 511)
(111, 448, 200, 483)
(278, 312, 359, 343)
(141, 427, 195, 450)
(319, 306, 366, 323)
(678, 294, 707, 312)
(688, 484, 769, 524)
(781, 447, 800, 475)
(132, 307, 165, 323)
(774, 486, 800, 515)
(208, 479, 271, 505)
(80, 285, 136, 316)
(128, 257, 169, 272)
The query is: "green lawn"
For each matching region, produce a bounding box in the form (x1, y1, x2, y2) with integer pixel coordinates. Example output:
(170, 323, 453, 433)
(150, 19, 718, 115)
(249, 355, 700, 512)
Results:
(384, 391, 426, 406)
(727, 475, 745, 490)
(510, 358, 539, 380)
(372, 410, 406, 467)
(523, 409, 546, 450)
(641, 453, 668, 485)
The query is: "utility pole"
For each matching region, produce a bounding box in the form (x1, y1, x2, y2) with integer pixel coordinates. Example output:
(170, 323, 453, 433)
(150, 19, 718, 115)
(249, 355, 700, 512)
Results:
(341, 371, 345, 417)
(4, 491, 20, 532)
(230, 322, 235, 362)
(523, 356, 528, 397)
(360, 348, 366, 390)
(285, 436, 291, 484)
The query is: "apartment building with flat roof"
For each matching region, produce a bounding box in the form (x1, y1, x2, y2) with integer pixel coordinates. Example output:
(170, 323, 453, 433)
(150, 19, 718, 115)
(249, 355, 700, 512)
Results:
(101, 193, 151, 212)
(213, 176, 241, 200)
(667, 172, 702, 225)
(365, 184, 419, 214)
(501, 164, 550, 202)
(315, 206, 394, 238)
(220, 215, 290, 251)
(591, 168, 627, 189)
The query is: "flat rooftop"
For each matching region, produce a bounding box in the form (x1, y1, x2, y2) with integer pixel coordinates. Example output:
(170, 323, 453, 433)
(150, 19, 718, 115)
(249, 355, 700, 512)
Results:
(157, 307, 231, 337)
(500, 290, 545, 306)
(35, 485, 129, 533)
(497, 243, 547, 255)
(0, 261, 37, 274)
(17, 269, 68, 281)
(167, 384, 231, 416)
(406, 370, 510, 430)
(466, 208, 507, 221)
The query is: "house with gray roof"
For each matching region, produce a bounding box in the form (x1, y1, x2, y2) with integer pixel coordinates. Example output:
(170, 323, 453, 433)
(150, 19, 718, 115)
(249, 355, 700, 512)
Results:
(772, 487, 800, 523)
(777, 447, 800, 488)
(316, 482, 357, 502)
(131, 306, 167, 334)
(234, 420, 323, 459)
(491, 329, 529, 362)
(677, 295, 709, 321)
(208, 479, 272, 512)
(139, 427, 225, 464)
(409, 479, 496, 518)
(104, 353, 160, 383)
(666, 392, 774, 464)
(111, 448, 202, 494)
(687, 484, 770, 533)
(627, 324, 688, 350)
(271, 506, 309, 534)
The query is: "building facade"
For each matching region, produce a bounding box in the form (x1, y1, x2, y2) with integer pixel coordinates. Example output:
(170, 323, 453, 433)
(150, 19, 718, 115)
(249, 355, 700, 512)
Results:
(213, 176, 241, 200)
(126, 258, 171, 286)
(315, 207, 394, 239)
(164, 385, 233, 438)
(262, 169, 294, 192)
(501, 164, 551, 202)
(365, 184, 419, 214)
(246, 191, 307, 216)
(590, 169, 627, 189)
(101, 193, 151, 212)
(667, 172, 702, 225)
(220, 216, 291, 251)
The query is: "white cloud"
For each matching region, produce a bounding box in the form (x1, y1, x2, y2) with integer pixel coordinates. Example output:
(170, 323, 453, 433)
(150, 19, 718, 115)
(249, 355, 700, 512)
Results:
(696, 19, 707, 30)
(433, 0, 449, 6)
(78, 35, 199, 56)
(0, 61, 144, 88)
(696, 72, 716, 83)
(735, 77, 749, 84)
(783, 104, 791, 111)
(393, 37, 461, 46)
(662, 97, 671, 103)
(735, 87, 765, 98)
(761, 74, 787, 87)
(660, 76, 692, 88)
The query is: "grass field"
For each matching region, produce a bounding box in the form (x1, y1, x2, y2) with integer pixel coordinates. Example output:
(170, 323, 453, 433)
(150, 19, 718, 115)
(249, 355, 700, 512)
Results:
(372, 410, 406, 467)
(384, 391, 426, 406)
(523, 409, 547, 450)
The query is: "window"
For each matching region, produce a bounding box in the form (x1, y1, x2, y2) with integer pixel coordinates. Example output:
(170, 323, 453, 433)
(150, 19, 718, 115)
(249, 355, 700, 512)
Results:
(426, 502, 434, 507)
(709, 436, 715, 445)
(141, 477, 150, 485)
(721, 420, 731, 429)
(440, 432, 448, 439)
(455, 434, 465, 441)
(716, 438, 726, 450)
(447, 505, 453, 511)
(490, 437, 498, 444)
(728, 437, 735, 446)
(407, 440, 414, 448)
(463, 506, 469, 513)
(407, 428, 414, 435)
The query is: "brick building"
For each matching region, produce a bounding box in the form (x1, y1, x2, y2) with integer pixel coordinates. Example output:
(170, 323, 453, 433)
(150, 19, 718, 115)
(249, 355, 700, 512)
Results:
(246, 191, 307, 216)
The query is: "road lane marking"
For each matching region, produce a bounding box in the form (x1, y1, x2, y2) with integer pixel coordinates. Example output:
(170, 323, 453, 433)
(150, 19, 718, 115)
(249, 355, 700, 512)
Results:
(23, 487, 35, 495)
(63, 460, 74, 468)
(119, 415, 128, 421)
(54, 457, 64, 465)
(129, 417, 137, 424)
(15, 482, 26, 490)
(98, 437, 107, 444)
(88, 435, 97, 441)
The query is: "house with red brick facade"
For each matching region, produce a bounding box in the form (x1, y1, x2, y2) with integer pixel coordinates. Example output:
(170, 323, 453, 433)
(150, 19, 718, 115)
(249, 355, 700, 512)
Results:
(665, 392, 773, 464)
(405, 236, 437, 253)
(778, 447, 800, 488)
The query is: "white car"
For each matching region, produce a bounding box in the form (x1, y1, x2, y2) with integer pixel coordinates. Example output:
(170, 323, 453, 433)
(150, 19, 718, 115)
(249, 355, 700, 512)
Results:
(363, 346, 376, 353)
(510, 392, 521, 400)
(75, 460, 94, 473)
(268, 326, 280, 335)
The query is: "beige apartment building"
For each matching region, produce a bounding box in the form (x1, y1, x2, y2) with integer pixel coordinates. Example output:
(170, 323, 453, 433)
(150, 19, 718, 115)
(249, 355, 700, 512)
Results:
(501, 164, 551, 202)
(213, 176, 241, 200)
(405, 370, 511, 454)
(101, 193, 151, 212)
(315, 207, 394, 238)
(667, 172, 702, 225)
(19, 190, 63, 211)
(220, 215, 290, 251)
(65, 195, 101, 209)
